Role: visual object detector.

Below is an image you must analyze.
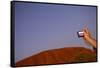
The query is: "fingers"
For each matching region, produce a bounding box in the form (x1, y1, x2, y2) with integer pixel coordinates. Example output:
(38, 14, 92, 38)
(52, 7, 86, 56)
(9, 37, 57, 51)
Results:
(84, 27, 89, 34)
(82, 27, 87, 36)
(82, 27, 89, 35)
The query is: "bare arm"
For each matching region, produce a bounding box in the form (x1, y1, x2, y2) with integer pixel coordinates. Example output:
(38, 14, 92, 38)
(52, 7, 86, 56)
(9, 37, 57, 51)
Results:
(82, 27, 96, 48)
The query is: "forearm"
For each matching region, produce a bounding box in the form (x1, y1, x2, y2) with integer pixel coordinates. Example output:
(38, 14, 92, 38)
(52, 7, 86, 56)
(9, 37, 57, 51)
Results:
(87, 37, 97, 48)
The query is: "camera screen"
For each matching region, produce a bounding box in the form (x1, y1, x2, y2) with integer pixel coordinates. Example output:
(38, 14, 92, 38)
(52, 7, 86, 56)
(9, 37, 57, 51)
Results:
(77, 31, 84, 37)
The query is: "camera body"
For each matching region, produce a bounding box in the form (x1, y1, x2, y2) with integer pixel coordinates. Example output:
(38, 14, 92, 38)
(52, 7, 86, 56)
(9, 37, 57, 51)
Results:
(77, 31, 84, 37)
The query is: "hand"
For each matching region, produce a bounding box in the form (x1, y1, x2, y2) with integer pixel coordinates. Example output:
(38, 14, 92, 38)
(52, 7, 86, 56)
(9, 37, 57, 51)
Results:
(82, 27, 96, 48)
(82, 27, 91, 43)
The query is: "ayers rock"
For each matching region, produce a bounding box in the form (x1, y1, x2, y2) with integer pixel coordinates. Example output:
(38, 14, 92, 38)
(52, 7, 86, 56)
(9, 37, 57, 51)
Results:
(16, 47, 97, 67)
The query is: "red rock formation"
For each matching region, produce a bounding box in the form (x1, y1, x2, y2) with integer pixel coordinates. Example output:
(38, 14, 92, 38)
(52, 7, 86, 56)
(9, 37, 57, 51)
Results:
(16, 47, 96, 67)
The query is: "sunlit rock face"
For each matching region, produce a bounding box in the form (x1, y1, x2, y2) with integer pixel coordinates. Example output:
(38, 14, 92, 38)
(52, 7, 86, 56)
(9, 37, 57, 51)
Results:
(16, 47, 96, 67)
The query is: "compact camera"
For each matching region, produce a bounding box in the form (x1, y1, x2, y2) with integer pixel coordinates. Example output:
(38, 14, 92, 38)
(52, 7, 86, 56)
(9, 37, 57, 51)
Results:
(77, 31, 84, 37)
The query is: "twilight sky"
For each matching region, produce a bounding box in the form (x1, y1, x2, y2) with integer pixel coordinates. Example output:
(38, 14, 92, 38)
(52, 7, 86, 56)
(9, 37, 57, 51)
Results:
(14, 2, 97, 62)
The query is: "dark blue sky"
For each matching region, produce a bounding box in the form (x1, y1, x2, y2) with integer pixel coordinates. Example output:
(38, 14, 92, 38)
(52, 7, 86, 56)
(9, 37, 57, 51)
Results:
(14, 2, 97, 62)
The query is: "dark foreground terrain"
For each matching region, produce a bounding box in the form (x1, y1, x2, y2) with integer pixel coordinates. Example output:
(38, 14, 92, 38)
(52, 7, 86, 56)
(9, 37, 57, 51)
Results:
(16, 47, 96, 67)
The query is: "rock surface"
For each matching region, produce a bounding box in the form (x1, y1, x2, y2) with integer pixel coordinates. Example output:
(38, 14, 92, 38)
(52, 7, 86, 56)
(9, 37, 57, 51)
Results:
(16, 47, 97, 67)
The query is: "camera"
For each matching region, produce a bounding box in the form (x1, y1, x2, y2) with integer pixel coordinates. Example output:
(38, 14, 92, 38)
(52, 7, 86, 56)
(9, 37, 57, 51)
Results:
(77, 31, 84, 37)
